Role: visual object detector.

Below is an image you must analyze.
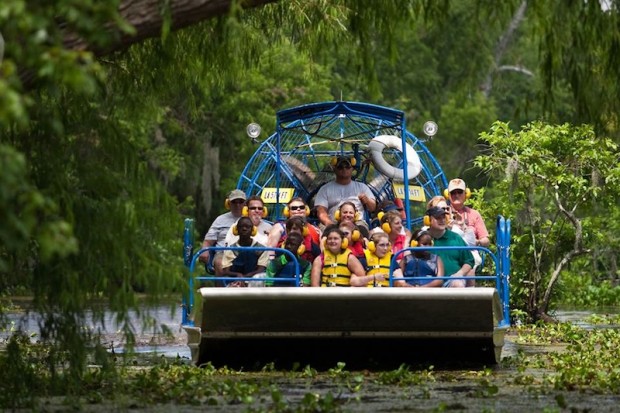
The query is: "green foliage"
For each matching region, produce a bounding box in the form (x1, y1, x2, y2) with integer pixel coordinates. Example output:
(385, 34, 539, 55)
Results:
(3, 0, 620, 398)
(0, 144, 77, 286)
(475, 121, 620, 318)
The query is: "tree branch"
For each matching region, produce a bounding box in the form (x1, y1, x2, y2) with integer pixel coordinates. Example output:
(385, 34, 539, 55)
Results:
(67, 0, 278, 55)
(480, 0, 528, 98)
(19, 0, 277, 89)
(540, 187, 589, 313)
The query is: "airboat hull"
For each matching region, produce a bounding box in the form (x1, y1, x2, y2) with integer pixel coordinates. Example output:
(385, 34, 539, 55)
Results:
(185, 287, 506, 368)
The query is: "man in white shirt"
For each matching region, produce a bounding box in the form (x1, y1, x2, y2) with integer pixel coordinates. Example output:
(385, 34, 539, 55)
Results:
(315, 156, 376, 228)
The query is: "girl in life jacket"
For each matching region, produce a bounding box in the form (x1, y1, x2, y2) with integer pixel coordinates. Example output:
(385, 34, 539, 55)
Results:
(400, 229, 445, 287)
(311, 226, 366, 287)
(338, 221, 367, 268)
(363, 232, 409, 287)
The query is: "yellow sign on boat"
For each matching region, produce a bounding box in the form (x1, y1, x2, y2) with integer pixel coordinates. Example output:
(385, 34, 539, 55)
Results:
(392, 184, 426, 202)
(261, 187, 294, 204)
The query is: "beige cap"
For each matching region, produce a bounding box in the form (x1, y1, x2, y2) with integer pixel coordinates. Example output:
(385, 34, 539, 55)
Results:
(447, 178, 466, 193)
(228, 189, 247, 201)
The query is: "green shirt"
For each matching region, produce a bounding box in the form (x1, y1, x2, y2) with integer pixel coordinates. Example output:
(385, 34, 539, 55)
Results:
(266, 254, 312, 286)
(433, 230, 475, 276)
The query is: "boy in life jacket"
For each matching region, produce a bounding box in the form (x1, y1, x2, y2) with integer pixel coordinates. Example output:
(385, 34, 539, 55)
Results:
(363, 232, 409, 287)
(310, 226, 366, 287)
(220, 216, 270, 287)
(400, 229, 444, 287)
(265, 231, 312, 287)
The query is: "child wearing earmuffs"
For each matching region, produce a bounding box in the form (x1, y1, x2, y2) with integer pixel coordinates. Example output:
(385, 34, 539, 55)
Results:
(221, 216, 271, 287)
(266, 231, 312, 287)
(338, 221, 367, 267)
(379, 210, 412, 259)
(363, 232, 409, 287)
(400, 229, 444, 287)
(311, 226, 366, 287)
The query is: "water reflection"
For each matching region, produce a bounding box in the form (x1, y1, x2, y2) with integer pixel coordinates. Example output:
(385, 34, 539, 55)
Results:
(3, 303, 617, 363)
(1, 299, 191, 359)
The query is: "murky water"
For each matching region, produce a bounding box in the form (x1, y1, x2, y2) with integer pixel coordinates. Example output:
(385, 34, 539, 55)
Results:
(3, 301, 620, 411)
(2, 301, 617, 363)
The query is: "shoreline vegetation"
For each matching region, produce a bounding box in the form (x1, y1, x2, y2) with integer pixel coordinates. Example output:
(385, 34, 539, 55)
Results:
(2, 313, 619, 412)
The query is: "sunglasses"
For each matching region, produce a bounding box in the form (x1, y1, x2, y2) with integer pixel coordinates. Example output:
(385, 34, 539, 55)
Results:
(230, 199, 245, 204)
(248, 206, 263, 211)
(289, 205, 306, 211)
(336, 164, 352, 169)
(441, 207, 450, 211)
(450, 189, 464, 195)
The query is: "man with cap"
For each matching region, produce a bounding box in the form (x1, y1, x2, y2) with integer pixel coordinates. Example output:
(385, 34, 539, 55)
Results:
(426, 206, 475, 288)
(314, 156, 376, 228)
(199, 189, 246, 275)
(446, 178, 489, 286)
(446, 178, 489, 248)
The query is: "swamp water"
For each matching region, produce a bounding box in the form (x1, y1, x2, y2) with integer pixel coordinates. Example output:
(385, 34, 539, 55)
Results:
(3, 303, 620, 412)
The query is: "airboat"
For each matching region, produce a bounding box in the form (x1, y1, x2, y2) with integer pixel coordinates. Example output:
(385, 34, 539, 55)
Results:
(182, 101, 511, 368)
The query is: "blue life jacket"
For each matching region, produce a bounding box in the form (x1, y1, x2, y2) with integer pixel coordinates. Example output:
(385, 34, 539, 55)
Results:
(404, 254, 439, 286)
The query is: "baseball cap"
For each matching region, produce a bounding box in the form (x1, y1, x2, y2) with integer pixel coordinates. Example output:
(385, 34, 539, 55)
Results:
(380, 200, 403, 212)
(335, 156, 352, 167)
(426, 206, 450, 218)
(228, 189, 247, 201)
(447, 178, 466, 193)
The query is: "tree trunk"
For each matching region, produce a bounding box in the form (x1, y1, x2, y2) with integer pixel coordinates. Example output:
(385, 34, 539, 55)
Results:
(19, 0, 277, 88)
(480, 0, 528, 98)
(539, 189, 589, 315)
(69, 0, 278, 54)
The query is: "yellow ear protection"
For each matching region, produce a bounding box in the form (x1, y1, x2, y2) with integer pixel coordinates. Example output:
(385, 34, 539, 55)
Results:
(286, 242, 306, 256)
(232, 223, 258, 236)
(444, 187, 471, 200)
(423, 214, 431, 227)
(283, 205, 310, 217)
(381, 221, 392, 234)
(330, 156, 357, 168)
(334, 209, 362, 222)
(367, 241, 376, 253)
(322, 236, 349, 250)
(225, 198, 231, 209)
(367, 237, 391, 253)
(302, 225, 309, 237)
(351, 228, 361, 242)
(242, 205, 268, 218)
(411, 238, 434, 247)
(411, 231, 434, 247)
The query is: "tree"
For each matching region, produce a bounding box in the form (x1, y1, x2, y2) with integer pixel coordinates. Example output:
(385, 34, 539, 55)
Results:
(475, 121, 620, 320)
